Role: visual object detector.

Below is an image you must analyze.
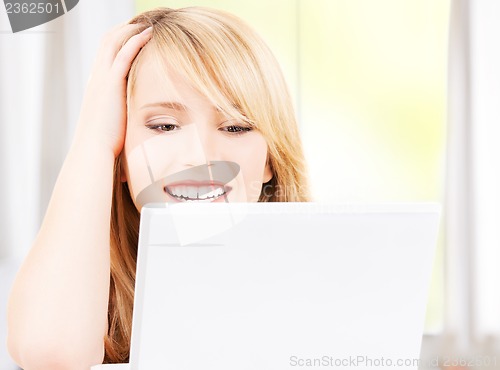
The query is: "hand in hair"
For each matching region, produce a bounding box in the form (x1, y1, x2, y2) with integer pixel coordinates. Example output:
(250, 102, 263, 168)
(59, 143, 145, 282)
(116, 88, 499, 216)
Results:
(75, 23, 153, 157)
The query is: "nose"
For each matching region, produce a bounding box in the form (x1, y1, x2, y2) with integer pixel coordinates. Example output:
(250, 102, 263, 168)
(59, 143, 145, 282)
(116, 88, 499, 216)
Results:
(180, 123, 218, 167)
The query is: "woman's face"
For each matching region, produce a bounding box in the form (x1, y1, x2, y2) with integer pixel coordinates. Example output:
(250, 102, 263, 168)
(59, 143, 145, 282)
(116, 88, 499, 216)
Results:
(123, 50, 273, 211)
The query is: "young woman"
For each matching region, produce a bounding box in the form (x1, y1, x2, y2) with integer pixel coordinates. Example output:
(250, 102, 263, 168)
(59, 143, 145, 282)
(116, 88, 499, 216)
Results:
(7, 7, 309, 368)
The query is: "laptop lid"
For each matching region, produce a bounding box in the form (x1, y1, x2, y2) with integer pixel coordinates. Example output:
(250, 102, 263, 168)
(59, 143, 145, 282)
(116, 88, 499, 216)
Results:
(130, 202, 440, 370)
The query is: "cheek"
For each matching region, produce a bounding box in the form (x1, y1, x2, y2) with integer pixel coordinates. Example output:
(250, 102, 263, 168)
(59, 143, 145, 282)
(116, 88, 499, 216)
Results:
(124, 134, 179, 203)
(225, 134, 268, 200)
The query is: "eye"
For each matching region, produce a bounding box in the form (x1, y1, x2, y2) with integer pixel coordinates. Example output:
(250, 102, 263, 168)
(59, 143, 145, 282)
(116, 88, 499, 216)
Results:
(150, 124, 179, 132)
(219, 120, 253, 135)
(145, 117, 181, 133)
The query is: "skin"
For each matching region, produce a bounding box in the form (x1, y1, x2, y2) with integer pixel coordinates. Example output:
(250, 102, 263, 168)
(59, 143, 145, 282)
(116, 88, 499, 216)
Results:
(123, 48, 272, 208)
(7, 24, 153, 369)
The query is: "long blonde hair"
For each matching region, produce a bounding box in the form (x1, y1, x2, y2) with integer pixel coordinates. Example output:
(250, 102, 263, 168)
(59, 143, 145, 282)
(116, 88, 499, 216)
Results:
(104, 7, 309, 363)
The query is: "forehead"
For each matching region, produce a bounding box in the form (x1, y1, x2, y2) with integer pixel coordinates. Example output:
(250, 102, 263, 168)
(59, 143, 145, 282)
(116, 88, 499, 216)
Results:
(129, 46, 209, 111)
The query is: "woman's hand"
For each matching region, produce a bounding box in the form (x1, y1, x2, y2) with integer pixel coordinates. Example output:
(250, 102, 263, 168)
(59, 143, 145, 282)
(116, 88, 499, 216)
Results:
(75, 23, 153, 157)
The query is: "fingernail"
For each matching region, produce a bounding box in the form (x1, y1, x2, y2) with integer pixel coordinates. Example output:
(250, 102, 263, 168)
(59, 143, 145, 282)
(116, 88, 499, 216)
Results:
(142, 26, 153, 35)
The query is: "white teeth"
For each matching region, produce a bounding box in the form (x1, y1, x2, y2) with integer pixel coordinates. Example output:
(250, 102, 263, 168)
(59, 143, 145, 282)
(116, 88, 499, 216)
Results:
(198, 186, 211, 197)
(170, 186, 180, 197)
(166, 185, 226, 202)
(199, 187, 224, 199)
(202, 190, 217, 199)
(187, 187, 197, 199)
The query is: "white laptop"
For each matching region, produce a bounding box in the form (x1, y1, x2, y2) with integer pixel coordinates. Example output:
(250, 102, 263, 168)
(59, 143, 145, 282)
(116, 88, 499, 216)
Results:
(93, 202, 440, 370)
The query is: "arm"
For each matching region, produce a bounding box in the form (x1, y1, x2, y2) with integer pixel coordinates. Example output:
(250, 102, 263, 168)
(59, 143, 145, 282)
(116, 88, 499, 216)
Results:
(6, 24, 152, 370)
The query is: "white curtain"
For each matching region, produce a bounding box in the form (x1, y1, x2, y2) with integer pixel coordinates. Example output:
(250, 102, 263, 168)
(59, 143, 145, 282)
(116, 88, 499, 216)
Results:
(467, 0, 500, 341)
(442, 0, 500, 360)
(0, 0, 135, 260)
(0, 1, 134, 367)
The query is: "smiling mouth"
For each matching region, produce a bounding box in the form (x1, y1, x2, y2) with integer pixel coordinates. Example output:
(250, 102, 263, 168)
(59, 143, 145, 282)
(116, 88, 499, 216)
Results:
(164, 183, 229, 202)
(134, 161, 240, 208)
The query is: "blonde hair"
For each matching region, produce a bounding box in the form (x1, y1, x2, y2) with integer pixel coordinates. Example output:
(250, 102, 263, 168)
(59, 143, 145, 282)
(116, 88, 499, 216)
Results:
(104, 7, 309, 363)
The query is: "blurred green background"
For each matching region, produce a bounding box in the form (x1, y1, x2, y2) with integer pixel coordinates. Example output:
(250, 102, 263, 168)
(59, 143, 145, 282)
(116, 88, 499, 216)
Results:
(134, 0, 450, 334)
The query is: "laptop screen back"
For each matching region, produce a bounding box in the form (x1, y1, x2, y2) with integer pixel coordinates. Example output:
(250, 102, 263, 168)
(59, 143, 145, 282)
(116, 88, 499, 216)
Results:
(130, 202, 440, 370)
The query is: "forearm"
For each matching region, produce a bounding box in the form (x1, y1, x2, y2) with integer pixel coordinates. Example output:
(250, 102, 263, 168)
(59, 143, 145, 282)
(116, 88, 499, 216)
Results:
(7, 22, 153, 369)
(7, 137, 115, 368)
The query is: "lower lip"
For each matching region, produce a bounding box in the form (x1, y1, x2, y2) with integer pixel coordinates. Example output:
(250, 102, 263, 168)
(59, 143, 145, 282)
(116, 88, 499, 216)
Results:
(163, 187, 231, 203)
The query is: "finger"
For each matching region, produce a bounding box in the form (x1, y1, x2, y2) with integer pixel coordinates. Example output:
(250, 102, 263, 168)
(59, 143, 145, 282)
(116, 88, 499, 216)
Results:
(98, 23, 146, 66)
(111, 27, 153, 79)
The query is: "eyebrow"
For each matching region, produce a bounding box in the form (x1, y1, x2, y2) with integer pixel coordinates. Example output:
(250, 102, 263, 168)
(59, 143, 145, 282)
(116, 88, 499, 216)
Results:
(139, 101, 189, 111)
(140, 101, 228, 116)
